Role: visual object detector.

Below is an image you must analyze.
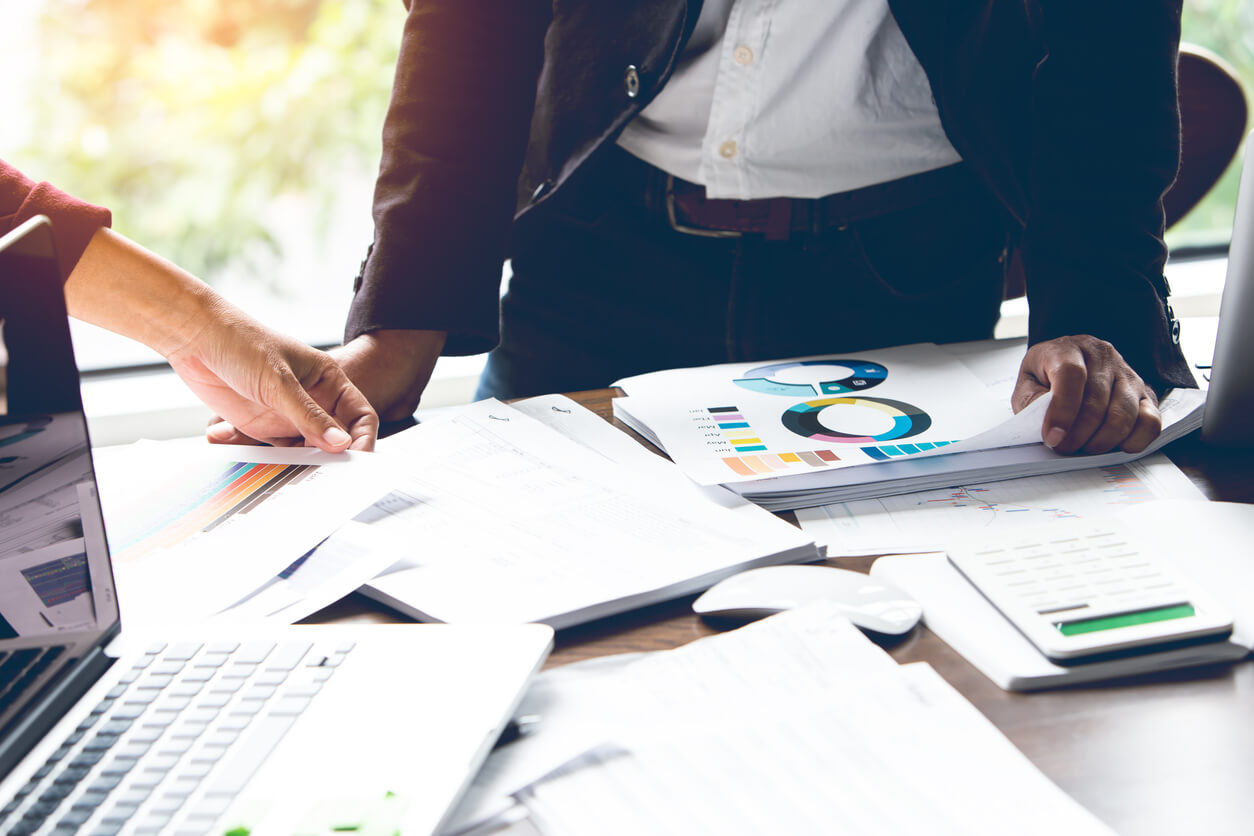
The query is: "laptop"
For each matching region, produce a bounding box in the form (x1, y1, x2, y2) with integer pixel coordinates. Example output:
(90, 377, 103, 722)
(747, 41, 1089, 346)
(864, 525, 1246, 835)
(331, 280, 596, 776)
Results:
(1202, 131, 1254, 446)
(0, 216, 553, 835)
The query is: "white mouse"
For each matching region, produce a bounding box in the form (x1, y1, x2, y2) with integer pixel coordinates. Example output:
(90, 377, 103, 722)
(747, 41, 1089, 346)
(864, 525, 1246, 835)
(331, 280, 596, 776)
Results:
(693, 565, 922, 636)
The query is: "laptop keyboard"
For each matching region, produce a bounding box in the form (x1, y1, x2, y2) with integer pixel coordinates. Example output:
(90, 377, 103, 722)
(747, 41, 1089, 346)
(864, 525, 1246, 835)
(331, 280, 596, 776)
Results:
(0, 647, 69, 727)
(0, 637, 353, 835)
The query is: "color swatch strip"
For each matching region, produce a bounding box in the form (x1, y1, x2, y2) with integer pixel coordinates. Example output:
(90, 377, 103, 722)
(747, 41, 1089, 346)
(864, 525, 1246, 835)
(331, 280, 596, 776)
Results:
(118, 462, 317, 559)
(860, 440, 957, 461)
(721, 448, 839, 477)
(708, 406, 769, 452)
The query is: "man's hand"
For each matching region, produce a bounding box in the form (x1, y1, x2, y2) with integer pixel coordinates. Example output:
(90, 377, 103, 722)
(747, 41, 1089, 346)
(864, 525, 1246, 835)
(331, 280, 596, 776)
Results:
(168, 304, 380, 451)
(1012, 335, 1161, 454)
(329, 330, 448, 422)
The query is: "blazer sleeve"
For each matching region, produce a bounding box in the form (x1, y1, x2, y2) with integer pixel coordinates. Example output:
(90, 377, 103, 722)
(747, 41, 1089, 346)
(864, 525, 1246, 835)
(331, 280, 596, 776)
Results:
(1020, 0, 1194, 391)
(1, 158, 112, 281)
(344, 0, 551, 356)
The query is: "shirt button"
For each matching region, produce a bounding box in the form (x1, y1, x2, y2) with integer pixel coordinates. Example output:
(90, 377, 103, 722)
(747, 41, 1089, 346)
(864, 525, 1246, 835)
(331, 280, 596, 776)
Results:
(718, 140, 738, 159)
(624, 65, 641, 99)
(733, 45, 754, 65)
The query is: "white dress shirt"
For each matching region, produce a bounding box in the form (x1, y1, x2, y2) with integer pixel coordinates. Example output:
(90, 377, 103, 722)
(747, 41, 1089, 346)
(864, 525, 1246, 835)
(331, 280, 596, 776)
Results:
(616, 0, 962, 200)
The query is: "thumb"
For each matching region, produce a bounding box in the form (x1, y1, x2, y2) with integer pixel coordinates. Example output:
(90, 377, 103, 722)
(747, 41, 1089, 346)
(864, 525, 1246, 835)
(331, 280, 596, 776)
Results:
(1011, 375, 1049, 414)
(264, 369, 353, 452)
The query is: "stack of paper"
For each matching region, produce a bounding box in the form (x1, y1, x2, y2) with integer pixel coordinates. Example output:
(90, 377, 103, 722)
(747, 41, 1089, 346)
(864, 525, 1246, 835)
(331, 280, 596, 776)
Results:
(450, 604, 1113, 835)
(612, 340, 1206, 511)
(795, 451, 1208, 557)
(357, 398, 822, 629)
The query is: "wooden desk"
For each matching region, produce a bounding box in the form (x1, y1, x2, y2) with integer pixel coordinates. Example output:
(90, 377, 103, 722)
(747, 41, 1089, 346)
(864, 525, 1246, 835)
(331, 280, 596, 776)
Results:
(316, 390, 1254, 836)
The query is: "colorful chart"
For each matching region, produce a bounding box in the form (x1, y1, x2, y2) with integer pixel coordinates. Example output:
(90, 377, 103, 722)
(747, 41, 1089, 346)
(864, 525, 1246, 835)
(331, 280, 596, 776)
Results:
(733, 360, 887, 397)
(705, 406, 844, 476)
(860, 440, 957, 460)
(781, 396, 932, 443)
(708, 406, 767, 452)
(721, 449, 840, 478)
(21, 553, 89, 607)
(116, 461, 317, 560)
(1101, 465, 1154, 504)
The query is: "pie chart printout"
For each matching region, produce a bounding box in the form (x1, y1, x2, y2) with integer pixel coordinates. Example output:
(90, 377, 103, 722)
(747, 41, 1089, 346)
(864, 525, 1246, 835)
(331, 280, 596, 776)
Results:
(733, 360, 888, 397)
(781, 396, 933, 443)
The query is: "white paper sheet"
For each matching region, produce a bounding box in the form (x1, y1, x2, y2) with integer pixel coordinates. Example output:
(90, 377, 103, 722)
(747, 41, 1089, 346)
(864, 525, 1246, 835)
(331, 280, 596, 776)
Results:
(362, 400, 819, 628)
(513, 604, 1111, 835)
(795, 452, 1206, 557)
(216, 521, 402, 625)
(92, 441, 390, 628)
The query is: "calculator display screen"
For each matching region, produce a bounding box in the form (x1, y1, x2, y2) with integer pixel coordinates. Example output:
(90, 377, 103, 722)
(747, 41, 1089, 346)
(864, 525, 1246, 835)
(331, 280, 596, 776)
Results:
(1055, 603, 1196, 636)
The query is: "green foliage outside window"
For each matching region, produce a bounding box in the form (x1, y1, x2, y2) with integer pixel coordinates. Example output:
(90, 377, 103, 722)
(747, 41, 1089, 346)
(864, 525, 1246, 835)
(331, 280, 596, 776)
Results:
(18, 0, 403, 290)
(13, 0, 1253, 292)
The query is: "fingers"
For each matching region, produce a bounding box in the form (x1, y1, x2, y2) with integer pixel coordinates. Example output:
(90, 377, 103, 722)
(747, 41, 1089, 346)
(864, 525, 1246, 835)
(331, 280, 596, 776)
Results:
(333, 385, 380, 452)
(1020, 339, 1091, 450)
(1017, 336, 1163, 455)
(330, 330, 446, 423)
(257, 355, 380, 453)
(1115, 395, 1162, 454)
(205, 420, 264, 446)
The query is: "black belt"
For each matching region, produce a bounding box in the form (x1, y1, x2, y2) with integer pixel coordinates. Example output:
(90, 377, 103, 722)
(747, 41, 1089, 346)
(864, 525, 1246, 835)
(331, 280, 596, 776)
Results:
(614, 149, 979, 241)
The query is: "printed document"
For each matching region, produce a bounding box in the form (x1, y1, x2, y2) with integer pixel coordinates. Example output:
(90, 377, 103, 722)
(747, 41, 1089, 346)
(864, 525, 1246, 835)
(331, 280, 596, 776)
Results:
(506, 604, 1112, 835)
(360, 400, 820, 629)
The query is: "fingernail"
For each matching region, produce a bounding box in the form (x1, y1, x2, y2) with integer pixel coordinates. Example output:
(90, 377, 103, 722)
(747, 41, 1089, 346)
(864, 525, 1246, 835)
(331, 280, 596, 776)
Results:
(323, 427, 351, 447)
(1044, 427, 1066, 448)
(206, 422, 235, 441)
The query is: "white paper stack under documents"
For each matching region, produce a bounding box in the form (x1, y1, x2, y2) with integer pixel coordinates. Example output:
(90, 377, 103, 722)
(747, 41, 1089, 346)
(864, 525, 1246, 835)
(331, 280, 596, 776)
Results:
(449, 603, 1113, 836)
(356, 398, 822, 629)
(612, 339, 1205, 511)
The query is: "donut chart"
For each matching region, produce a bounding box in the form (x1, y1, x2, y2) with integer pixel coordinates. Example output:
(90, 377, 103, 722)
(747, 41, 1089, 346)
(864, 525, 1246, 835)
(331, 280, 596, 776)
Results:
(733, 360, 887, 397)
(781, 396, 932, 443)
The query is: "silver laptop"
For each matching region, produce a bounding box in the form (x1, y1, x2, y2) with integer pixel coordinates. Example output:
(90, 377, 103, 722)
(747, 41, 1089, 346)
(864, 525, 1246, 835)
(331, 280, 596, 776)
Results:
(1202, 131, 1254, 446)
(0, 216, 553, 835)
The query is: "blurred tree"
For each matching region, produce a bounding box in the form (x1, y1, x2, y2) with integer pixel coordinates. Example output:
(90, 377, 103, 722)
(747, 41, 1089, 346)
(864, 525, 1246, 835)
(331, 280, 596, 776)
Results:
(20, 0, 404, 287)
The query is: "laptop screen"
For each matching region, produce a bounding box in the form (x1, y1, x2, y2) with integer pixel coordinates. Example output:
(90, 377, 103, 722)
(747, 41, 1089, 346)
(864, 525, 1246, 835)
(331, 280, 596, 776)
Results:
(0, 217, 120, 762)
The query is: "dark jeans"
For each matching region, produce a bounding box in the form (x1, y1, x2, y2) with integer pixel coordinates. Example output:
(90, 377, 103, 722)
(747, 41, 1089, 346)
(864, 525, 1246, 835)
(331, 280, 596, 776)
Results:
(477, 149, 1009, 401)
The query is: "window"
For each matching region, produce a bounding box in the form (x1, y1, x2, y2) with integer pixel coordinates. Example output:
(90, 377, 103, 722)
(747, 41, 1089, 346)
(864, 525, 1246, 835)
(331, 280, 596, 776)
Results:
(1174, 1, 1254, 250)
(3, 0, 405, 371)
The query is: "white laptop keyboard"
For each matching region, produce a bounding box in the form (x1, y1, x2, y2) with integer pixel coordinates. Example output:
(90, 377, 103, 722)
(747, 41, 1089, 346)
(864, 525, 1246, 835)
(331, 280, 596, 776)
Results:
(1, 638, 353, 835)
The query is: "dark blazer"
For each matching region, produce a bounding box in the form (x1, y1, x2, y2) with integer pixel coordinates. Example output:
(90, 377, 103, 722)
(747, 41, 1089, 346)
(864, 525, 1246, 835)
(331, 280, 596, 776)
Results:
(347, 0, 1194, 392)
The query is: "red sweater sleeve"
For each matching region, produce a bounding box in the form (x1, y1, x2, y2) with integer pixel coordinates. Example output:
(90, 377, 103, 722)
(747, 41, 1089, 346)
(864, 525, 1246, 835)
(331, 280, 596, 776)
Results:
(1, 158, 112, 280)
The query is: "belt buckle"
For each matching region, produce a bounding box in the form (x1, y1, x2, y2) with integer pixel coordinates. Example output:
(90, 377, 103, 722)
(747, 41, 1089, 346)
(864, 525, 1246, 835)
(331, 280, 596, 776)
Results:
(664, 174, 742, 239)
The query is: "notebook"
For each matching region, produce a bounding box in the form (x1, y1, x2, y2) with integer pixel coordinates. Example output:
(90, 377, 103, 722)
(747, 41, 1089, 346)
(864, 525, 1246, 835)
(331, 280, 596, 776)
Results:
(0, 216, 553, 835)
(1202, 131, 1254, 445)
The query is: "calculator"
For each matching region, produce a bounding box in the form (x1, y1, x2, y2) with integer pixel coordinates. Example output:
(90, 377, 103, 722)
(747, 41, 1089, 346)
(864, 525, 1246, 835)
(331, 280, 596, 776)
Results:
(946, 519, 1233, 663)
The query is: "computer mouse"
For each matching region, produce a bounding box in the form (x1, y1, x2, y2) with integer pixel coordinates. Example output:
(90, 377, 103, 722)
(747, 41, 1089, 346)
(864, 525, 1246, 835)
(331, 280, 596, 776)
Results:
(693, 565, 923, 636)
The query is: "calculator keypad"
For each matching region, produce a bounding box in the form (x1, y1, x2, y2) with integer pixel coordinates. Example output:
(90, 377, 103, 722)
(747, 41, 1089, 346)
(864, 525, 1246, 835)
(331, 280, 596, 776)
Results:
(954, 524, 1188, 621)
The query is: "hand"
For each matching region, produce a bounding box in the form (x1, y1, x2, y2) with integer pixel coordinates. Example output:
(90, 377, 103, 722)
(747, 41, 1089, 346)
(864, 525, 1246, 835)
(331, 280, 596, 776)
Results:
(167, 300, 379, 451)
(60, 227, 378, 451)
(330, 330, 447, 422)
(1012, 335, 1161, 454)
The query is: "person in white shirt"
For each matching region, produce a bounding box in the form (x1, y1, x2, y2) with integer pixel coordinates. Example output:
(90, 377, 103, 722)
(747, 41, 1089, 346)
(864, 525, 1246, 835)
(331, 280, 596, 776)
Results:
(336, 1, 1192, 457)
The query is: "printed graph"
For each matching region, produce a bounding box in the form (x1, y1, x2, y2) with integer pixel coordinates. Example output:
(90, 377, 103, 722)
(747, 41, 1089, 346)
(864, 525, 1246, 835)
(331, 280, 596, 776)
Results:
(703, 406, 843, 477)
(115, 461, 318, 561)
(21, 553, 89, 607)
(918, 485, 1080, 523)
